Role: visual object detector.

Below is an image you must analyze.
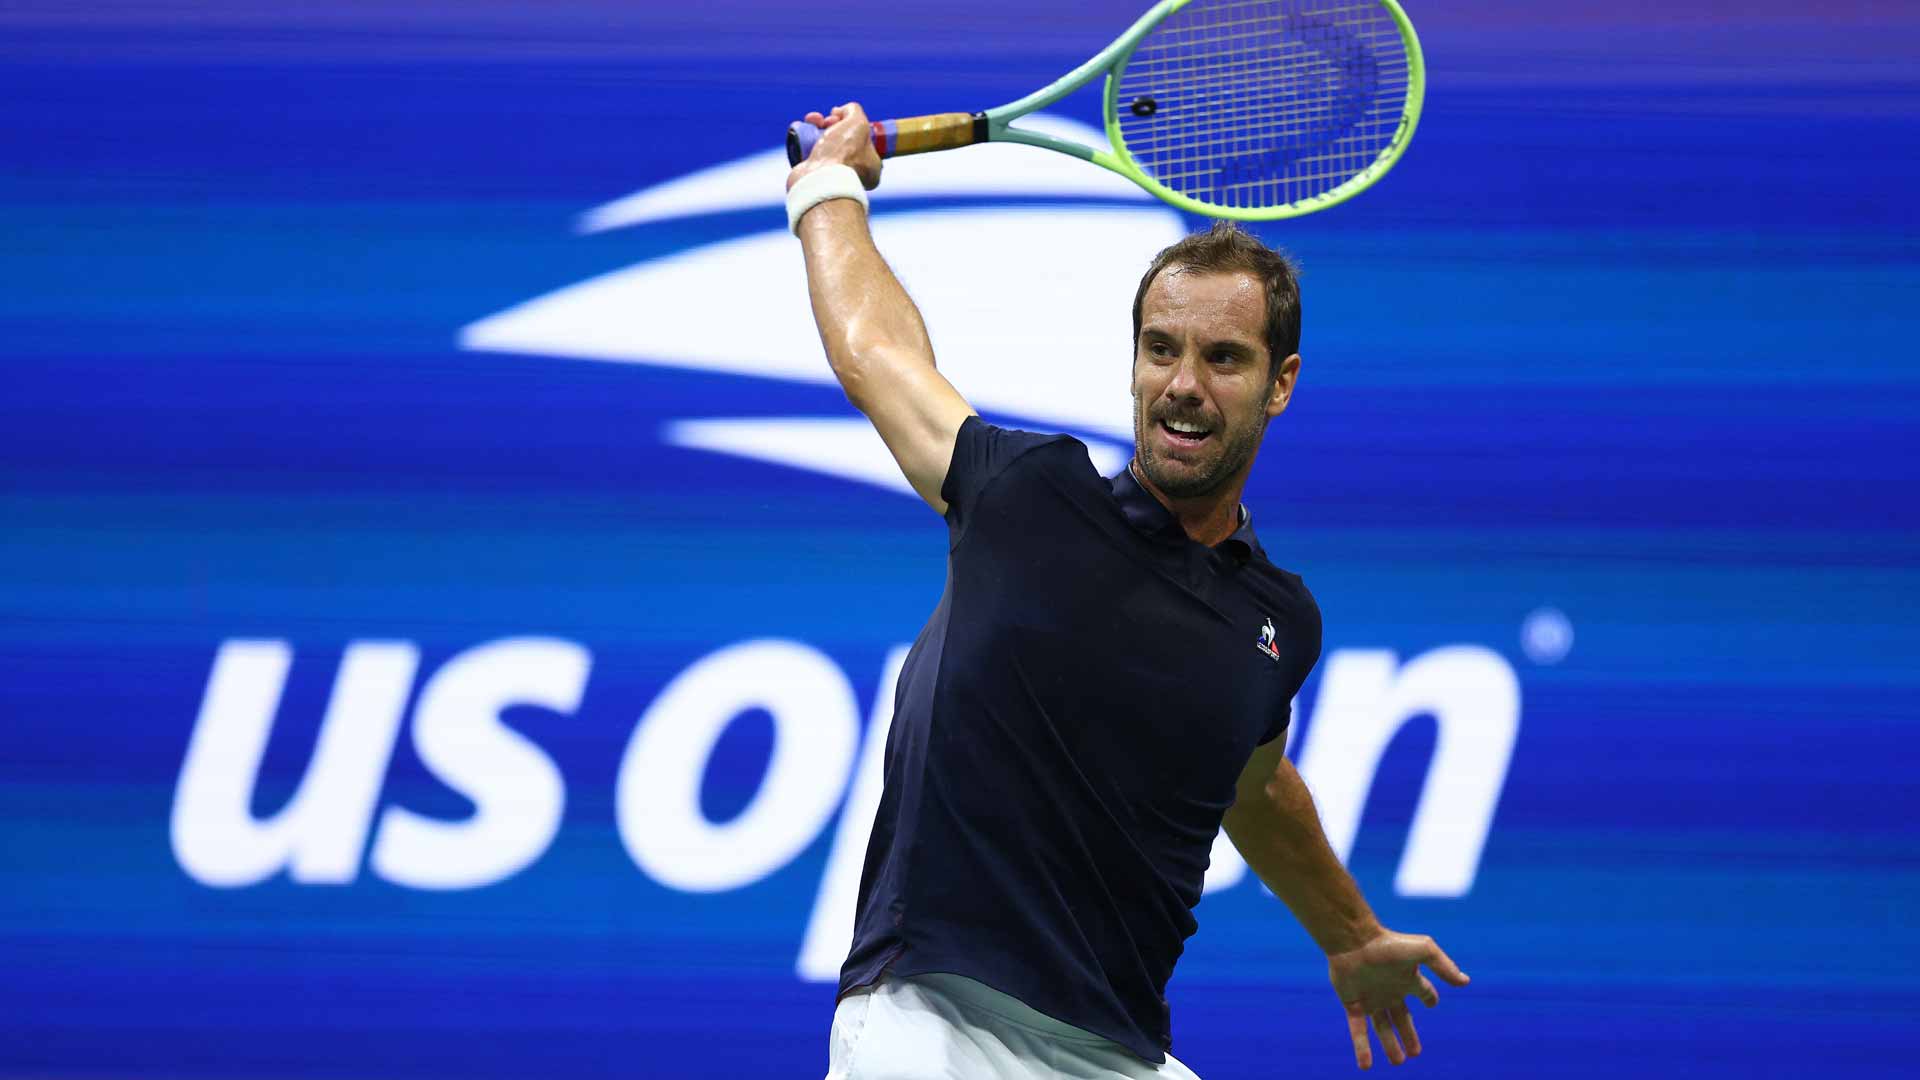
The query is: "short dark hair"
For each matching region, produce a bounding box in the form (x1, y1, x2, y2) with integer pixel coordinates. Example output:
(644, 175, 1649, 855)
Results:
(1130, 221, 1301, 382)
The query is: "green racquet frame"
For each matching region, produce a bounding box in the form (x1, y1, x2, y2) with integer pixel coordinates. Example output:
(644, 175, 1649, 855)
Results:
(787, 0, 1427, 220)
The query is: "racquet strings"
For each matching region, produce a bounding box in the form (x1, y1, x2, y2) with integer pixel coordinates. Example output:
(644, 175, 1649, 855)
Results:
(1114, 0, 1411, 211)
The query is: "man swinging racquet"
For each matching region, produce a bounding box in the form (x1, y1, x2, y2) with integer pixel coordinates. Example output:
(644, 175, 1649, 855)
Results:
(789, 104, 1469, 1079)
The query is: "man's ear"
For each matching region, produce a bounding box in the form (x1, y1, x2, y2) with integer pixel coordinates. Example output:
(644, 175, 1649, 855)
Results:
(1267, 353, 1302, 419)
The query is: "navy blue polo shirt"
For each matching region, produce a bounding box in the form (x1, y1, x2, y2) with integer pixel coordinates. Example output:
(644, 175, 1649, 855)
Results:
(839, 417, 1322, 1063)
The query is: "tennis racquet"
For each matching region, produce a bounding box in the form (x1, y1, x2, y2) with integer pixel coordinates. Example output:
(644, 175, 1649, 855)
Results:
(787, 0, 1425, 220)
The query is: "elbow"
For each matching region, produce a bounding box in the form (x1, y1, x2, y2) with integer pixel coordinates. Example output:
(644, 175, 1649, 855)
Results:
(1262, 760, 1316, 821)
(1224, 783, 1274, 830)
(828, 349, 878, 412)
(829, 341, 927, 412)
(1260, 772, 1289, 806)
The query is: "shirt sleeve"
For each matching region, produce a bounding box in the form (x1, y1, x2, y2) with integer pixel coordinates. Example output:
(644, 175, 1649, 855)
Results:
(940, 416, 1072, 538)
(1260, 586, 1324, 746)
(1258, 705, 1291, 749)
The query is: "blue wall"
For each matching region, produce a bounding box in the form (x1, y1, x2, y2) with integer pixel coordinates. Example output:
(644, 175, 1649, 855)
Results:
(2, 2, 1917, 1077)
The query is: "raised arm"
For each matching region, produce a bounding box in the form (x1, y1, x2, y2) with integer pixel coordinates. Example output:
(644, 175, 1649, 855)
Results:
(1223, 738, 1471, 1070)
(788, 102, 975, 514)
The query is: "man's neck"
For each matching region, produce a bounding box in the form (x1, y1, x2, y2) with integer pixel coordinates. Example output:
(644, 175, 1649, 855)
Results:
(1130, 460, 1244, 547)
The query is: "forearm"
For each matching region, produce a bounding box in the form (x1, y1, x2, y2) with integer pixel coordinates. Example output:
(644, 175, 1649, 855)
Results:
(795, 199, 936, 410)
(1223, 757, 1382, 955)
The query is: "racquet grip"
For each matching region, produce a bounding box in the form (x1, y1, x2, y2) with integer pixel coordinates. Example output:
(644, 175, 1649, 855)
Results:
(786, 112, 986, 167)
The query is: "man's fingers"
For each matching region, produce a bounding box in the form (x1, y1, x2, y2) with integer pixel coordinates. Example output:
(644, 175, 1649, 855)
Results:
(1346, 1003, 1373, 1070)
(1372, 1010, 1405, 1066)
(1390, 1002, 1421, 1058)
(1416, 973, 1439, 1007)
(1423, 940, 1470, 986)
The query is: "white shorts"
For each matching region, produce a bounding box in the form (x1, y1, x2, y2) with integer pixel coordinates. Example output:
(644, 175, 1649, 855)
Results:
(824, 972, 1203, 1080)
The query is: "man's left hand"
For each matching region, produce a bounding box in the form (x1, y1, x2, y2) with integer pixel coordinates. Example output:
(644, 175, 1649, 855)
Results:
(1327, 929, 1470, 1069)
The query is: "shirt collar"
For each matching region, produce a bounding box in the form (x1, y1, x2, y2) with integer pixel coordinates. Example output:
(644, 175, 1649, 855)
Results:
(1111, 460, 1264, 563)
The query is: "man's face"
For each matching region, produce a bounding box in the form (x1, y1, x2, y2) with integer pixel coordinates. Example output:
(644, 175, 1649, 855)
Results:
(1131, 268, 1299, 499)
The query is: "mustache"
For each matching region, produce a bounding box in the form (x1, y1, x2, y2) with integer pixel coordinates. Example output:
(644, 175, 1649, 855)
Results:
(1151, 406, 1216, 428)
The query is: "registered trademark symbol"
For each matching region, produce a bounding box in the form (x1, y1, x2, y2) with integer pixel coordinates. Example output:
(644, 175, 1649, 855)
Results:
(1520, 607, 1573, 665)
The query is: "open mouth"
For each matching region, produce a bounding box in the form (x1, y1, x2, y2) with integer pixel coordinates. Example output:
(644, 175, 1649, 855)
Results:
(1159, 418, 1213, 449)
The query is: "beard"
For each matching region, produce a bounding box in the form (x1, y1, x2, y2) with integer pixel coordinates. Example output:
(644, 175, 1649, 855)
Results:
(1132, 391, 1265, 499)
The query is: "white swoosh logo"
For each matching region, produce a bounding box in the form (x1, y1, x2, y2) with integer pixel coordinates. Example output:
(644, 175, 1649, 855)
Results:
(460, 115, 1182, 494)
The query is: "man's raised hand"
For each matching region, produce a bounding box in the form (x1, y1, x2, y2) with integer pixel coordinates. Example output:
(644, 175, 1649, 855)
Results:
(1326, 929, 1470, 1069)
(788, 102, 883, 192)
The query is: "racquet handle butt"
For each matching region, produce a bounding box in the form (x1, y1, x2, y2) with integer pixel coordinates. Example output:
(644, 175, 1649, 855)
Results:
(786, 121, 821, 167)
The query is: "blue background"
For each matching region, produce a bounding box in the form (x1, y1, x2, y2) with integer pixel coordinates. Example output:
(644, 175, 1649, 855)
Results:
(3, 1, 1918, 1076)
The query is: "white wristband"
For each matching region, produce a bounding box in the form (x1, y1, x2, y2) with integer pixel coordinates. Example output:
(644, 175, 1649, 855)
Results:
(787, 164, 869, 235)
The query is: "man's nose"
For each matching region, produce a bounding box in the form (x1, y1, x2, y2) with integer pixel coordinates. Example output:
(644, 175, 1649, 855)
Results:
(1164, 351, 1204, 400)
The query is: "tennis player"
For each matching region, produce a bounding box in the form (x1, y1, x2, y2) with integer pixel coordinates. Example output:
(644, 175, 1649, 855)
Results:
(788, 103, 1471, 1079)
